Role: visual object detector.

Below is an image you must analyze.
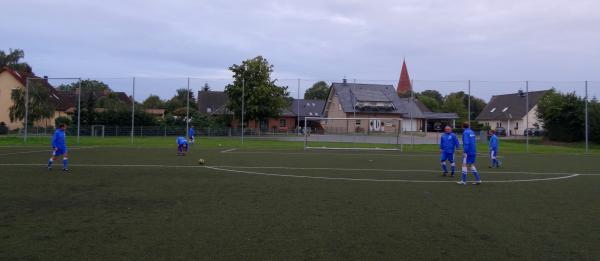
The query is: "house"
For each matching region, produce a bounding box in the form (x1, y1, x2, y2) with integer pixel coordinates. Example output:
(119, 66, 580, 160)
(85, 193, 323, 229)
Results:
(476, 90, 550, 136)
(197, 90, 231, 115)
(322, 60, 458, 133)
(197, 90, 325, 132)
(0, 67, 74, 130)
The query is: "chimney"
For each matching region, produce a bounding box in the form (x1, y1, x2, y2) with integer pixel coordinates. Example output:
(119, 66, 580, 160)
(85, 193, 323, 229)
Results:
(342, 78, 347, 84)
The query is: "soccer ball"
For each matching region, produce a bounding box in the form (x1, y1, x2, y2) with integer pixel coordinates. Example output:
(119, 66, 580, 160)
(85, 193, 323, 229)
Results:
(198, 159, 205, 165)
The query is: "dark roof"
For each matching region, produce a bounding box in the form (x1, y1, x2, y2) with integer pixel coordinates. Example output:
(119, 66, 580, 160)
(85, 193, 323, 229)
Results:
(197, 91, 231, 115)
(476, 90, 550, 121)
(290, 99, 326, 118)
(328, 82, 425, 118)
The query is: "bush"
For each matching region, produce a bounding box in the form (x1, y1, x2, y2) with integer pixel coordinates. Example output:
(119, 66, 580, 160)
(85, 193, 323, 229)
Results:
(0, 122, 8, 135)
(537, 90, 586, 142)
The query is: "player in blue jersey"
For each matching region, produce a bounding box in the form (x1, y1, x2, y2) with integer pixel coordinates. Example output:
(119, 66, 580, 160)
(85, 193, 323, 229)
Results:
(177, 135, 189, 156)
(188, 125, 195, 144)
(439, 126, 460, 177)
(459, 122, 481, 185)
(48, 124, 69, 171)
(489, 129, 501, 168)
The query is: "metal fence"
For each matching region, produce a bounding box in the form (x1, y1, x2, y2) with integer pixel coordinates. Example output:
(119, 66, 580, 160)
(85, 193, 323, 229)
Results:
(11, 77, 597, 152)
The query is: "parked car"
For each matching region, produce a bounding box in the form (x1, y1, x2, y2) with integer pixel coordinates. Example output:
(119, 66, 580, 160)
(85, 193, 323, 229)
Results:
(495, 127, 507, 136)
(524, 128, 543, 136)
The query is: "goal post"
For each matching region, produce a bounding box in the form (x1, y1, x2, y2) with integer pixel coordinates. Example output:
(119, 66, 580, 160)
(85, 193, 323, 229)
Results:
(91, 125, 105, 137)
(304, 117, 403, 151)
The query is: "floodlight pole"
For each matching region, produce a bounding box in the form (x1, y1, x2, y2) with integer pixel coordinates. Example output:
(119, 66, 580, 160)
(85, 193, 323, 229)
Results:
(585, 80, 589, 153)
(77, 78, 82, 144)
(410, 80, 414, 148)
(525, 81, 529, 152)
(131, 77, 135, 144)
(186, 77, 190, 140)
(24, 78, 30, 142)
(468, 80, 471, 125)
(297, 79, 301, 135)
(241, 77, 245, 144)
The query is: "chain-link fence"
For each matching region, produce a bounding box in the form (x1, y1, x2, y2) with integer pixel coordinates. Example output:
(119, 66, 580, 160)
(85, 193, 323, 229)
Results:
(9, 76, 598, 152)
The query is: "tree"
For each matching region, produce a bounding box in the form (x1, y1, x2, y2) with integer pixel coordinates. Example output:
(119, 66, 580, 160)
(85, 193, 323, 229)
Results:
(224, 56, 289, 121)
(96, 92, 128, 111)
(304, 81, 330, 100)
(442, 93, 468, 122)
(418, 90, 443, 104)
(589, 99, 600, 143)
(201, 83, 211, 92)
(537, 89, 585, 142)
(9, 81, 55, 126)
(0, 48, 32, 74)
(57, 79, 111, 95)
(166, 88, 196, 112)
(417, 95, 440, 112)
(142, 95, 165, 109)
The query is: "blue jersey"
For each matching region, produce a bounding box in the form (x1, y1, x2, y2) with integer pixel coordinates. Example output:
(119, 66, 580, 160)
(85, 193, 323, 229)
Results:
(440, 132, 460, 153)
(489, 134, 499, 150)
(177, 136, 188, 146)
(189, 127, 195, 137)
(462, 128, 477, 155)
(51, 129, 66, 149)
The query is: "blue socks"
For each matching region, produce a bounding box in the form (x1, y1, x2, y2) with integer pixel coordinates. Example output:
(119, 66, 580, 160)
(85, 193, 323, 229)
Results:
(63, 158, 68, 169)
(451, 164, 455, 175)
(442, 163, 448, 173)
(48, 158, 53, 167)
(461, 171, 467, 183)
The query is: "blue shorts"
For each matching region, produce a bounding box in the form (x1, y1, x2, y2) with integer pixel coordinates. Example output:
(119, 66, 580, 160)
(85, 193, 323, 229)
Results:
(440, 152, 455, 163)
(490, 149, 498, 159)
(178, 144, 188, 152)
(463, 153, 476, 165)
(53, 147, 67, 156)
(190, 136, 194, 141)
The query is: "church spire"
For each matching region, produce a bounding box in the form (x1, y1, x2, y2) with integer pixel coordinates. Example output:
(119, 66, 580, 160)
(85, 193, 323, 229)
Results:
(397, 59, 412, 97)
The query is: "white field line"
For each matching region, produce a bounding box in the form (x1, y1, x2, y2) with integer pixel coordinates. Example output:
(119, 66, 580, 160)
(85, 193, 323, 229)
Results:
(205, 166, 581, 183)
(220, 148, 237, 153)
(0, 163, 597, 178)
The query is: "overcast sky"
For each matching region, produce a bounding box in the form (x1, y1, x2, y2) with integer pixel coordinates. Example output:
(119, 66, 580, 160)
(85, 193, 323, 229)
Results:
(1, 0, 599, 99)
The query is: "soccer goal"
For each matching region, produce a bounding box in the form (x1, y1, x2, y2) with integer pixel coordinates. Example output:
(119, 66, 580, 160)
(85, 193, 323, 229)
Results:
(304, 117, 403, 151)
(91, 125, 105, 137)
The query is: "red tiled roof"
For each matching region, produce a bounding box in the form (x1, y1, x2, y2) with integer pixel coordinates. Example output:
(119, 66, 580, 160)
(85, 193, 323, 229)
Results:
(1, 67, 75, 111)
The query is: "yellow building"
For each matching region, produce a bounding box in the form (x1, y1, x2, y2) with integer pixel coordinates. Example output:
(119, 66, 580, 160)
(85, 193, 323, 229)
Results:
(0, 67, 75, 130)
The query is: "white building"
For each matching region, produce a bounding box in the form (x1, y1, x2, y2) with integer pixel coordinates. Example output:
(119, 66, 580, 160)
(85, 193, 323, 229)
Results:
(476, 90, 549, 136)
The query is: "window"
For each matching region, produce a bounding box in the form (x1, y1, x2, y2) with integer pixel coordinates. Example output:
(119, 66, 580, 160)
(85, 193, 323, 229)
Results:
(515, 122, 519, 129)
(315, 112, 319, 116)
(356, 120, 361, 126)
(279, 119, 286, 127)
(309, 112, 313, 116)
(490, 108, 496, 113)
(502, 107, 509, 112)
(338, 104, 342, 111)
(206, 107, 212, 113)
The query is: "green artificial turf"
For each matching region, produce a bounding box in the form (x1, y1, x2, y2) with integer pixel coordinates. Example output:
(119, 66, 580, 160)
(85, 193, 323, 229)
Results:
(0, 144, 599, 260)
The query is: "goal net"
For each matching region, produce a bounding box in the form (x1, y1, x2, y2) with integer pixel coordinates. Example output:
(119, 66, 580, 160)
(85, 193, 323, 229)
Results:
(304, 117, 403, 151)
(91, 125, 105, 137)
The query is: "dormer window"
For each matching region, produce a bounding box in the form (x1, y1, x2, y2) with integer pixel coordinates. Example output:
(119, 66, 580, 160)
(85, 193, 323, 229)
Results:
(502, 107, 509, 112)
(490, 108, 496, 113)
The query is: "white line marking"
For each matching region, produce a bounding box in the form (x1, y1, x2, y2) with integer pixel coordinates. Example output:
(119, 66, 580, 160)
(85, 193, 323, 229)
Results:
(220, 148, 237, 153)
(205, 166, 581, 183)
(0, 163, 598, 176)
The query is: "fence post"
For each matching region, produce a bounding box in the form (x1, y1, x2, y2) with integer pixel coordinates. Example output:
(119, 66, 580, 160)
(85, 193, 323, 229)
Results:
(24, 78, 29, 143)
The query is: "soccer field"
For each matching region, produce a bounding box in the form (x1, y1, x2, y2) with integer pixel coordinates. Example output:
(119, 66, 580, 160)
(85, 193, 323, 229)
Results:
(1, 141, 599, 260)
